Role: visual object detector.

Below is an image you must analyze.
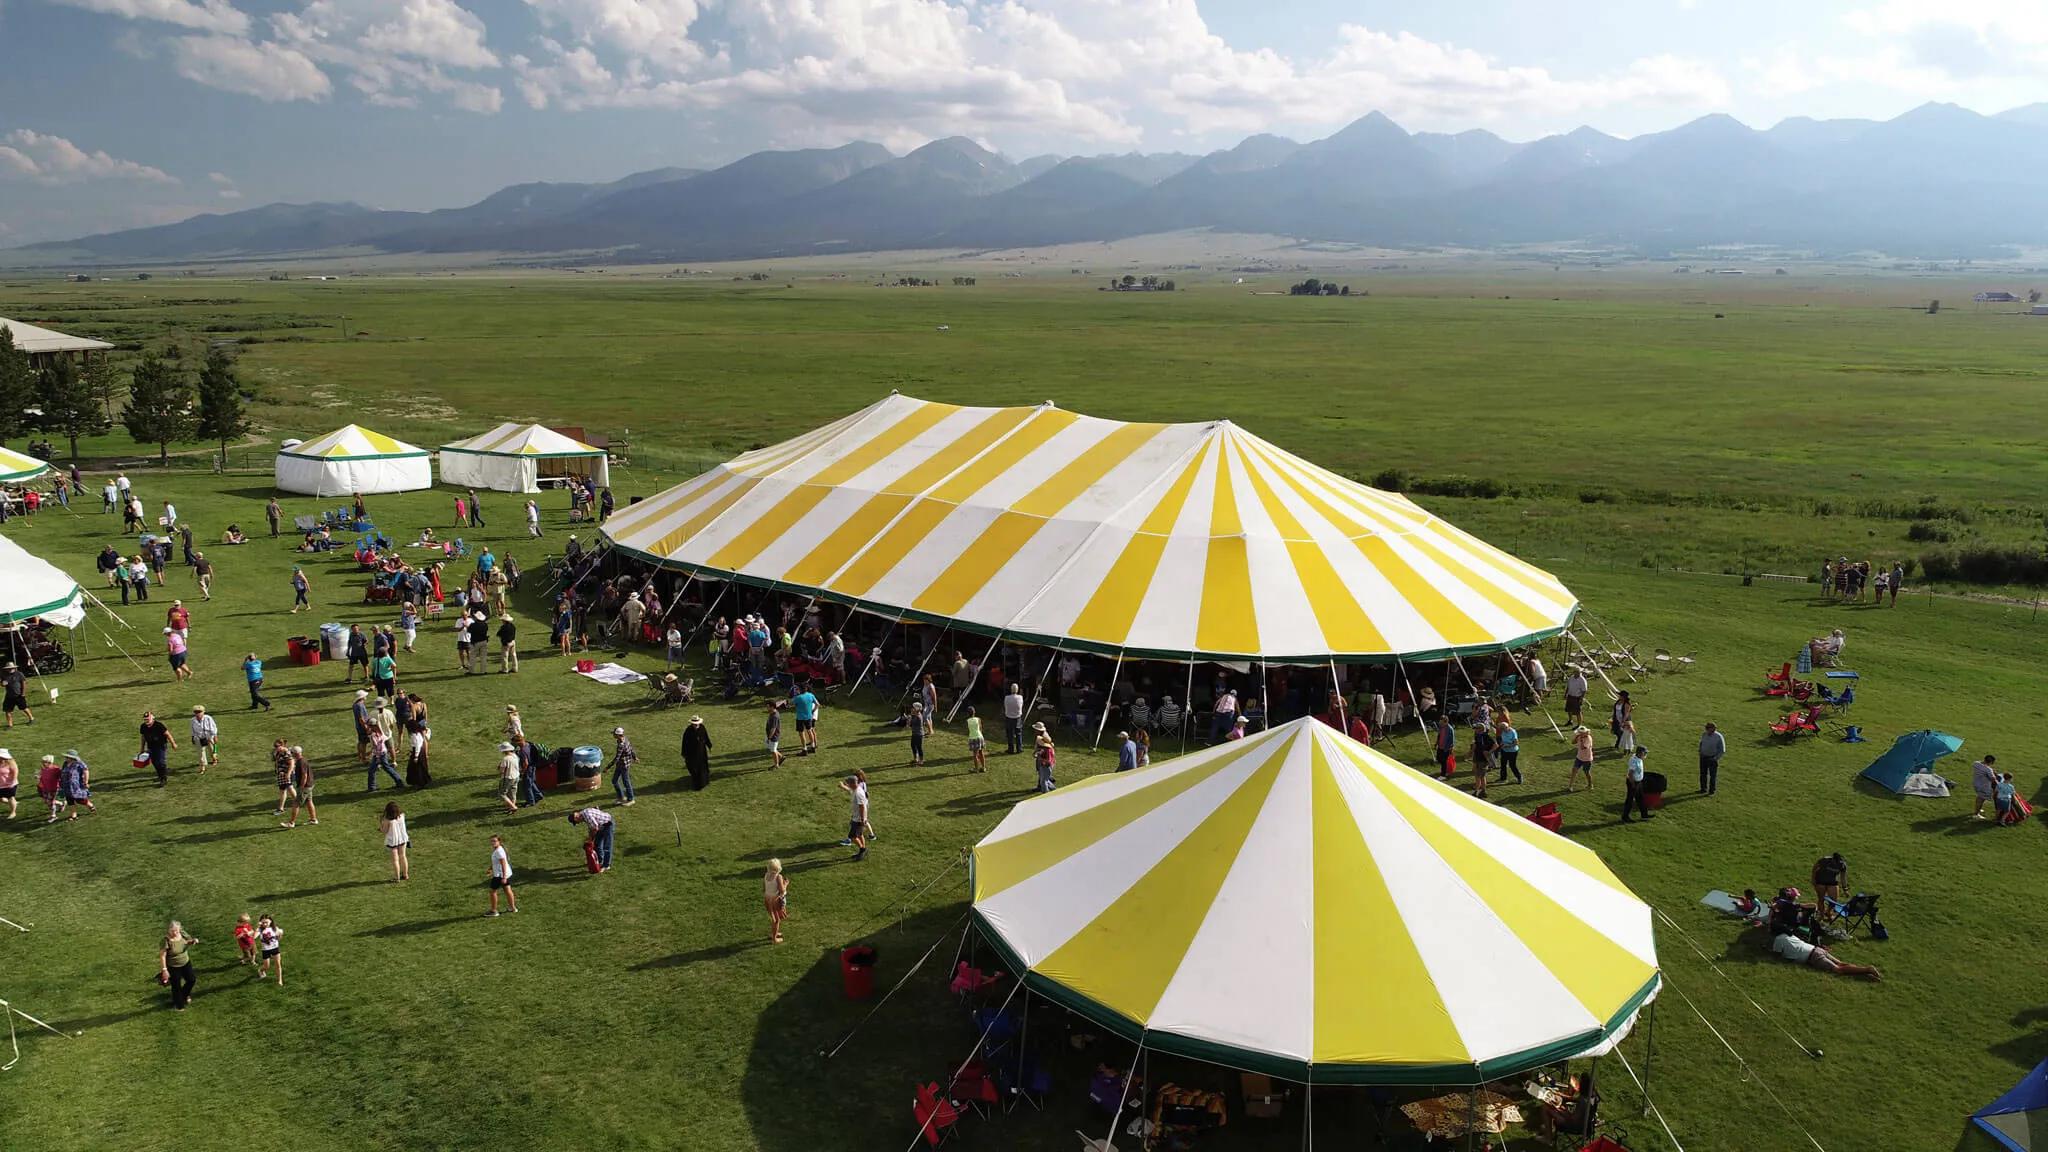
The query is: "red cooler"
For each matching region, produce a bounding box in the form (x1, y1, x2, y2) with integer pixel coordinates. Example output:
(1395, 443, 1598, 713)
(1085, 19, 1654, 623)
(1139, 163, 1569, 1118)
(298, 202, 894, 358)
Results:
(841, 946, 877, 1000)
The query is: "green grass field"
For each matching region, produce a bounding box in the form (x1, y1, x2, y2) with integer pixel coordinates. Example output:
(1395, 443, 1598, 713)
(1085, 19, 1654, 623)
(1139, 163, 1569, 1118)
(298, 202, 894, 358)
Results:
(4, 273, 2048, 1152)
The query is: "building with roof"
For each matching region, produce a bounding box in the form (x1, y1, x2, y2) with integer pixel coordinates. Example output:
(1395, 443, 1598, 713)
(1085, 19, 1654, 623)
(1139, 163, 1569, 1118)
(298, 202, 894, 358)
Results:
(0, 317, 114, 368)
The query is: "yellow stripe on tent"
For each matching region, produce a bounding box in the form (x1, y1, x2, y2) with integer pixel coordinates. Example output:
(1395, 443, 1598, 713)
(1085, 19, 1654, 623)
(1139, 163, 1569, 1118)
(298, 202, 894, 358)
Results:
(1035, 748, 1288, 1026)
(1195, 445, 1258, 654)
(640, 478, 762, 562)
(810, 400, 959, 488)
(1309, 741, 1467, 1066)
(1067, 441, 1214, 645)
(914, 421, 1164, 617)
(881, 406, 1037, 496)
(703, 485, 832, 571)
(926, 407, 1078, 505)
(478, 424, 526, 453)
(829, 500, 954, 596)
(973, 738, 1277, 902)
(1352, 760, 1656, 1023)
(359, 428, 407, 455)
(1237, 443, 1388, 653)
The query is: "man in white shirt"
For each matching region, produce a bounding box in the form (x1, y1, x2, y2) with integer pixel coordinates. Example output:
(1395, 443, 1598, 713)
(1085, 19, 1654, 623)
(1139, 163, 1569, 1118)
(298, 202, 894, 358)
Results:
(1058, 654, 1080, 687)
(1564, 667, 1589, 725)
(487, 834, 518, 916)
(1525, 656, 1548, 698)
(1002, 683, 1026, 754)
(838, 771, 869, 861)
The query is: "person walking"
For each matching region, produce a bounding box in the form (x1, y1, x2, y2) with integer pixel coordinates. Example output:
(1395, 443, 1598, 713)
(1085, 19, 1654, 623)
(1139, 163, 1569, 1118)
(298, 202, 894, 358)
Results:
(1003, 681, 1025, 754)
(906, 702, 925, 766)
(0, 748, 18, 819)
(487, 835, 518, 916)
(159, 920, 199, 1011)
(791, 683, 820, 755)
(381, 801, 411, 881)
(465, 610, 489, 674)
(917, 674, 938, 736)
(1495, 717, 1522, 784)
(497, 614, 518, 673)
(166, 599, 191, 642)
(272, 740, 298, 818)
(1972, 754, 2000, 820)
(680, 715, 713, 791)
(1116, 730, 1138, 772)
(344, 625, 369, 684)
(965, 706, 987, 772)
(763, 702, 785, 769)
(2, 662, 33, 728)
(162, 626, 192, 681)
(512, 736, 543, 808)
(266, 497, 282, 538)
(1621, 743, 1652, 823)
(253, 915, 284, 987)
(243, 652, 273, 712)
(466, 489, 485, 529)
(1564, 666, 1588, 727)
(608, 726, 637, 806)
(763, 858, 789, 944)
(1032, 722, 1057, 792)
(397, 601, 419, 654)
(190, 705, 219, 772)
(404, 693, 432, 787)
(289, 566, 310, 613)
(365, 722, 403, 792)
(838, 770, 870, 861)
(352, 690, 374, 762)
(1698, 722, 1726, 795)
(1470, 720, 1494, 799)
(371, 648, 398, 701)
(497, 742, 522, 814)
(525, 499, 541, 538)
(140, 710, 176, 786)
(127, 553, 151, 603)
(570, 806, 614, 873)
(193, 550, 214, 600)
(453, 494, 467, 528)
(1433, 713, 1456, 778)
(286, 744, 317, 827)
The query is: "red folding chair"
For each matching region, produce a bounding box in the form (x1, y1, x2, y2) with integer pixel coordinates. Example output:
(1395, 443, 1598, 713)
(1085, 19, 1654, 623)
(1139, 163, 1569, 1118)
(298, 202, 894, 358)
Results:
(950, 1062, 1000, 1118)
(1764, 661, 1792, 685)
(913, 1082, 960, 1146)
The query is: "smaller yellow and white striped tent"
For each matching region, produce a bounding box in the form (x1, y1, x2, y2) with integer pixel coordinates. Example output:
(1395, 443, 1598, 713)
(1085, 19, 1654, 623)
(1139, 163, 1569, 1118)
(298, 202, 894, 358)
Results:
(275, 424, 431, 496)
(0, 445, 53, 485)
(439, 423, 609, 493)
(600, 394, 1575, 662)
(971, 717, 1659, 1084)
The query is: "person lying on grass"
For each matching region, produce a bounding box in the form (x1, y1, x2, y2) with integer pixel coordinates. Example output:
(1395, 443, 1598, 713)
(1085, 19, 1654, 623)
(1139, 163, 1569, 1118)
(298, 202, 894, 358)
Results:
(1771, 932, 1881, 980)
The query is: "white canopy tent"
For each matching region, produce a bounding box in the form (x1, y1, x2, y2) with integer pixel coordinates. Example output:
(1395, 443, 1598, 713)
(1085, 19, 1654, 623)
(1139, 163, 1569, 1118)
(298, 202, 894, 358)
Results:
(0, 445, 53, 486)
(0, 534, 85, 628)
(274, 425, 431, 496)
(438, 423, 609, 493)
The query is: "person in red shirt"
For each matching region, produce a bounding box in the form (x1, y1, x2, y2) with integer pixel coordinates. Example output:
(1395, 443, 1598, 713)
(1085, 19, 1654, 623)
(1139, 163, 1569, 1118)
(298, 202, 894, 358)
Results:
(166, 600, 191, 639)
(233, 914, 258, 965)
(1346, 712, 1372, 747)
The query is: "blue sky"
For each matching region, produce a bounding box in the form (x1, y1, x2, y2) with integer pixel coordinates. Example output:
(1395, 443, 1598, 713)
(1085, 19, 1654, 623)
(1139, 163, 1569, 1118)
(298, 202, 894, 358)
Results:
(3, 0, 2047, 244)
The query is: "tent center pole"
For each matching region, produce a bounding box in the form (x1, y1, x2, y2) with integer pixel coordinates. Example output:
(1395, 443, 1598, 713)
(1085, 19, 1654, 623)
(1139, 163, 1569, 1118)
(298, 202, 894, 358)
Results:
(945, 632, 1004, 724)
(1091, 650, 1126, 751)
(847, 612, 904, 697)
(1179, 655, 1196, 756)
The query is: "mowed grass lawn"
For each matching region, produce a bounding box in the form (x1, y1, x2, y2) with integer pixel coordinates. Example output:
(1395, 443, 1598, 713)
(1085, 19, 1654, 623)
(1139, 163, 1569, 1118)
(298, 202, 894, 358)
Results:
(2, 274, 2046, 1151)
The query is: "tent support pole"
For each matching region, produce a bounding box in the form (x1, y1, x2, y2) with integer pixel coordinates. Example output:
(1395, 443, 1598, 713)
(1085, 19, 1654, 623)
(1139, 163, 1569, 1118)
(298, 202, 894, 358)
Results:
(1022, 646, 1059, 728)
(1642, 999, 1656, 1118)
(1328, 658, 1348, 734)
(1014, 985, 1030, 1102)
(1099, 1032, 1148, 1152)
(1567, 627, 1622, 701)
(1464, 1085, 1478, 1152)
(945, 632, 1003, 724)
(1179, 655, 1196, 756)
(679, 578, 729, 660)
(1395, 655, 1427, 736)
(1256, 660, 1269, 730)
(847, 612, 904, 698)
(900, 630, 942, 713)
(1091, 650, 1126, 751)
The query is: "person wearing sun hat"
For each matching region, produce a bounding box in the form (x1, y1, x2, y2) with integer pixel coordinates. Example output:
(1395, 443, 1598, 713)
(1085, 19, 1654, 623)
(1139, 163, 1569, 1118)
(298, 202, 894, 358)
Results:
(497, 741, 522, 813)
(1570, 724, 1596, 792)
(58, 749, 95, 817)
(608, 726, 637, 806)
(680, 714, 714, 791)
(1032, 721, 1056, 793)
(2, 661, 32, 728)
(189, 705, 219, 772)
(0, 747, 18, 819)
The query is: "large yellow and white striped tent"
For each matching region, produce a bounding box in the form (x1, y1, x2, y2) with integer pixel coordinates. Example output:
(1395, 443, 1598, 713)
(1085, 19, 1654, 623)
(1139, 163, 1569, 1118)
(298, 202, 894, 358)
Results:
(0, 444, 53, 485)
(599, 394, 1574, 660)
(274, 424, 432, 496)
(971, 717, 1660, 1083)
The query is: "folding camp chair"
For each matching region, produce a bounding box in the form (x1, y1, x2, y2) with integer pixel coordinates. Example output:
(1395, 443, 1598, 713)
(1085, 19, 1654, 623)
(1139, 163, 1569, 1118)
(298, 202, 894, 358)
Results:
(949, 1062, 1000, 1119)
(1827, 892, 1880, 936)
(1764, 661, 1793, 686)
(293, 515, 319, 533)
(997, 1054, 1053, 1111)
(912, 1082, 960, 1146)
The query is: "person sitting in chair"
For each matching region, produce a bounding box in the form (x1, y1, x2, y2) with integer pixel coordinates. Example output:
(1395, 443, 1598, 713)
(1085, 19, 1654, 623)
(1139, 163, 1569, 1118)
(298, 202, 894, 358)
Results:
(1808, 628, 1845, 667)
(1538, 1067, 1598, 1141)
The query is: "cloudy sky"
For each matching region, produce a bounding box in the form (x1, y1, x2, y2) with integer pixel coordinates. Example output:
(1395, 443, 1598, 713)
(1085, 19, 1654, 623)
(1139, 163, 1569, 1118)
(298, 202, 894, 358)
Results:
(3, 0, 2046, 243)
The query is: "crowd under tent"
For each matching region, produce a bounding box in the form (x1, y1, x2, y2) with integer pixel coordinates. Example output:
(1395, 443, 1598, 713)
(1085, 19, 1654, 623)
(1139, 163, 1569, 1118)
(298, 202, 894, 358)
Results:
(438, 423, 610, 494)
(0, 445, 53, 485)
(597, 395, 1577, 682)
(274, 424, 432, 497)
(0, 533, 85, 628)
(968, 717, 1660, 1085)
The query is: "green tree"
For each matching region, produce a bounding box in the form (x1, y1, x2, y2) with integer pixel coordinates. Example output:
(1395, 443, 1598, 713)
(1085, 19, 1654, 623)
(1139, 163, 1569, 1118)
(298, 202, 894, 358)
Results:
(0, 327, 34, 445)
(36, 355, 111, 460)
(194, 344, 255, 464)
(84, 353, 123, 422)
(121, 350, 196, 465)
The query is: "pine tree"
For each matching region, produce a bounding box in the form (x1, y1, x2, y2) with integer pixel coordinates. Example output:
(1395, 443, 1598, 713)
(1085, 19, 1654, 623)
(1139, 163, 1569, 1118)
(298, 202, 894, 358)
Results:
(194, 345, 255, 465)
(84, 352, 123, 422)
(0, 327, 35, 445)
(121, 350, 197, 465)
(37, 355, 111, 460)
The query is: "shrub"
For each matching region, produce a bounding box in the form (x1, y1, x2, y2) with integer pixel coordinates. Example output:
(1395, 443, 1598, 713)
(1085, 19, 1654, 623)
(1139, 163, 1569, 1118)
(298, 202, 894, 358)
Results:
(1919, 546, 2048, 586)
(1369, 468, 1406, 492)
(1579, 488, 1620, 505)
(1905, 522, 1952, 543)
(1408, 475, 1504, 499)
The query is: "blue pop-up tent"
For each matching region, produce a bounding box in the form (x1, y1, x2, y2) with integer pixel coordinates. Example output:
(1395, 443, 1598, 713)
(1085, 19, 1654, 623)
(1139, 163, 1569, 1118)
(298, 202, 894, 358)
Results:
(1975, 1057, 2048, 1150)
(1860, 729, 1963, 795)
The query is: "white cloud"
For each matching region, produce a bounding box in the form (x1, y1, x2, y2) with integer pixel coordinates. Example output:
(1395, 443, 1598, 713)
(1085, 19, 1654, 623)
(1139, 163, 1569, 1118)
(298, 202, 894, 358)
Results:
(0, 128, 178, 183)
(208, 170, 233, 184)
(170, 33, 333, 100)
(218, 188, 243, 198)
(264, 0, 503, 112)
(43, 0, 248, 35)
(509, 0, 1725, 148)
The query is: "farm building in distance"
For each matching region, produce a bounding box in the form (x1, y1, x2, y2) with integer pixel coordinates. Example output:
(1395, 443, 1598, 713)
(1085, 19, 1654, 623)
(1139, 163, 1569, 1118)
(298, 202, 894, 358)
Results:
(1974, 291, 2022, 303)
(0, 316, 114, 368)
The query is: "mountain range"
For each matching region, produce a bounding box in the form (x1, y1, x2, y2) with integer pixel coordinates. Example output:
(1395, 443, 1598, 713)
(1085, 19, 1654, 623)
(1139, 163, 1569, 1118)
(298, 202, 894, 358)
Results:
(14, 102, 2048, 264)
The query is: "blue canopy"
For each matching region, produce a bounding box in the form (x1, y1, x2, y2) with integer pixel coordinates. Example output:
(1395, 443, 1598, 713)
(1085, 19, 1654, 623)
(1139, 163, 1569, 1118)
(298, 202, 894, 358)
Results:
(1976, 1057, 2048, 1151)
(1860, 729, 1963, 793)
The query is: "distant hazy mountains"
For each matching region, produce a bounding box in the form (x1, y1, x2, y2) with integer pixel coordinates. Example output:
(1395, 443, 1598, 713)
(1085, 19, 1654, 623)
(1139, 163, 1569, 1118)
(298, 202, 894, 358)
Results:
(16, 102, 2048, 264)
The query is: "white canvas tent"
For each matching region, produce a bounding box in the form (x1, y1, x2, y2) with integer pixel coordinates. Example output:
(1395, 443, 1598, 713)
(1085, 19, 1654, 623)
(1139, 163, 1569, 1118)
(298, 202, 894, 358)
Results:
(438, 423, 609, 493)
(0, 534, 85, 628)
(274, 425, 431, 496)
(0, 445, 53, 485)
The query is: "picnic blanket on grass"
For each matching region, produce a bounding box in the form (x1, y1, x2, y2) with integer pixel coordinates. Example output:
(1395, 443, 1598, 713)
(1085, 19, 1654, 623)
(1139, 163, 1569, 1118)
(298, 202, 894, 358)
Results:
(576, 662, 647, 686)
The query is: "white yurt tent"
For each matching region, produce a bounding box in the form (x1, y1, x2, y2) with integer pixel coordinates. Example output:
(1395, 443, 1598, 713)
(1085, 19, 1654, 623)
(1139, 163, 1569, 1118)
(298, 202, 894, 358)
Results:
(438, 423, 609, 494)
(0, 533, 86, 627)
(0, 444, 54, 485)
(275, 425, 431, 496)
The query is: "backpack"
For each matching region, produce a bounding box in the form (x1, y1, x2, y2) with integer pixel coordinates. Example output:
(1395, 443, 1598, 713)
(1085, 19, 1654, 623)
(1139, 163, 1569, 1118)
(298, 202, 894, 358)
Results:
(1869, 916, 1890, 942)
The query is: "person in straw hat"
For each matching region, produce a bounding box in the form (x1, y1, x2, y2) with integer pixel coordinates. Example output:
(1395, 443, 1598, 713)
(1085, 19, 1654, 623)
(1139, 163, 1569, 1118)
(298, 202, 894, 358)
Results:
(1570, 724, 1596, 792)
(681, 714, 714, 791)
(189, 705, 219, 772)
(1032, 721, 1057, 793)
(496, 742, 522, 814)
(2, 661, 33, 728)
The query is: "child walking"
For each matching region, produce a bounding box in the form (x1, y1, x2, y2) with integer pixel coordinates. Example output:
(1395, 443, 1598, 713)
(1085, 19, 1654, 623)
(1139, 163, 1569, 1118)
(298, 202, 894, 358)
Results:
(763, 858, 788, 944)
(233, 914, 258, 965)
(487, 835, 518, 916)
(964, 706, 986, 772)
(253, 915, 284, 986)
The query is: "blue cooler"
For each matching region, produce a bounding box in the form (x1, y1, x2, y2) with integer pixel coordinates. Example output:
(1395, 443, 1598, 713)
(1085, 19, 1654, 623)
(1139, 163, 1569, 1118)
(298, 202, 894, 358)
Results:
(570, 745, 603, 791)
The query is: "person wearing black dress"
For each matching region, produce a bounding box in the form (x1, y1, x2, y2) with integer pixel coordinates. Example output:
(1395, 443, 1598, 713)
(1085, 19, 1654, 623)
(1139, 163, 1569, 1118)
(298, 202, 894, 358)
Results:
(681, 715, 714, 791)
(403, 693, 432, 786)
